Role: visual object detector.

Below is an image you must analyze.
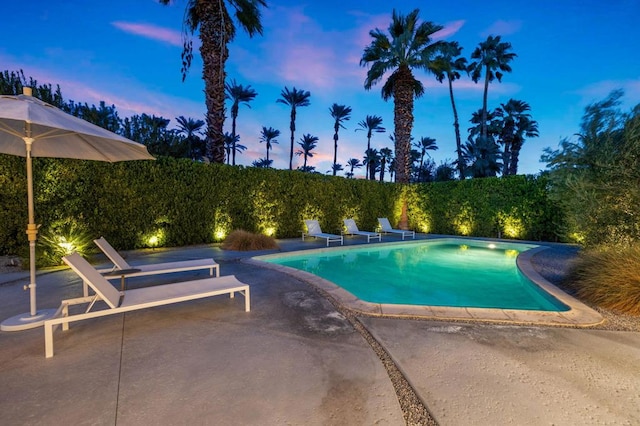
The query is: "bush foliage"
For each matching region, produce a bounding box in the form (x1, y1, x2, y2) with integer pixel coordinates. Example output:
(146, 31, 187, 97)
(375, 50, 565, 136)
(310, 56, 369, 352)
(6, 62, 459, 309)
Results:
(542, 90, 640, 248)
(542, 90, 640, 313)
(0, 155, 562, 263)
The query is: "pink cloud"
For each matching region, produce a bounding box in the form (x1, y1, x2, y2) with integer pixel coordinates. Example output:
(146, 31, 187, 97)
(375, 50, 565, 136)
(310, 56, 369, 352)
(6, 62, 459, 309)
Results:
(481, 20, 522, 37)
(433, 20, 466, 40)
(231, 7, 391, 92)
(111, 21, 182, 47)
(351, 12, 393, 50)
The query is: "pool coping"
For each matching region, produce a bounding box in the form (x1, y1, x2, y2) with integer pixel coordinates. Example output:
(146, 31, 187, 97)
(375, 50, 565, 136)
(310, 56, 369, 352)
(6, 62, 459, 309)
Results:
(248, 238, 604, 327)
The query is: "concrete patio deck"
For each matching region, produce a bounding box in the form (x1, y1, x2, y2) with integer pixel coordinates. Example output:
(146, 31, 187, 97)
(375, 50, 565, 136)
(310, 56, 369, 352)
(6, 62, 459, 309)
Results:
(1, 236, 638, 425)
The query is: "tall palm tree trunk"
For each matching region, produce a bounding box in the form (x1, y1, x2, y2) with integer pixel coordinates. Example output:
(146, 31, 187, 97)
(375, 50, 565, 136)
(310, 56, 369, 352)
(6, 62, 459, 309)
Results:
(333, 131, 339, 176)
(199, 6, 231, 164)
(508, 139, 523, 175)
(502, 141, 512, 176)
(448, 78, 465, 179)
(231, 114, 238, 165)
(289, 109, 296, 170)
(366, 134, 371, 152)
(480, 69, 490, 139)
(393, 67, 415, 184)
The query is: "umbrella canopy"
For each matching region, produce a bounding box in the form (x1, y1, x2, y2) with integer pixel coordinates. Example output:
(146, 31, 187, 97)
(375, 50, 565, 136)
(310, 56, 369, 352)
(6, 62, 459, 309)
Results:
(0, 88, 154, 331)
(0, 93, 153, 161)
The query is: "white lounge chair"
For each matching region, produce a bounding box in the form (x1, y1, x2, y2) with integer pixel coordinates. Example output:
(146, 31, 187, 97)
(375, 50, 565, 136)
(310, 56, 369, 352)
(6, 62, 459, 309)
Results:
(343, 218, 382, 243)
(378, 218, 415, 240)
(43, 252, 250, 358)
(302, 220, 343, 246)
(94, 237, 219, 292)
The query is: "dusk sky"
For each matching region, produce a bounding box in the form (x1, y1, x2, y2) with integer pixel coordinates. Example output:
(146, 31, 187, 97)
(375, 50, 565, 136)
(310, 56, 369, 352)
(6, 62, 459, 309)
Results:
(2, 1, 639, 177)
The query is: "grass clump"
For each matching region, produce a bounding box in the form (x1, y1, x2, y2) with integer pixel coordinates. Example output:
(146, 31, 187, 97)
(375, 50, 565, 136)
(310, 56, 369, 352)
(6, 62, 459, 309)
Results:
(566, 244, 640, 316)
(221, 230, 278, 251)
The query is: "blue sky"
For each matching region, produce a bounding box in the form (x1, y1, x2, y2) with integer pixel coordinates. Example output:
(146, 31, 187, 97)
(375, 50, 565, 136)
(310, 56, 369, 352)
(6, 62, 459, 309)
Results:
(2, 1, 639, 177)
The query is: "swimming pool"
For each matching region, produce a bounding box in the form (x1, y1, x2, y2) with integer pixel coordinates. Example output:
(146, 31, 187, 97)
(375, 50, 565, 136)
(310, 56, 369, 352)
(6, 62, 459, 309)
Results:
(260, 239, 569, 312)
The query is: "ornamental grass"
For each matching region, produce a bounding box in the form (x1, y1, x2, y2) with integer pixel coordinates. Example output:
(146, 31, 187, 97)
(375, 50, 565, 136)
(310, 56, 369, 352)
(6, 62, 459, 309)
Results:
(221, 230, 278, 251)
(566, 244, 640, 316)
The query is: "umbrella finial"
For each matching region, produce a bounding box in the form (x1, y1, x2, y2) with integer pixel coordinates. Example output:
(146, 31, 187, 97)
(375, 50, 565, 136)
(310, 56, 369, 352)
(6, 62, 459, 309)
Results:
(23, 87, 33, 96)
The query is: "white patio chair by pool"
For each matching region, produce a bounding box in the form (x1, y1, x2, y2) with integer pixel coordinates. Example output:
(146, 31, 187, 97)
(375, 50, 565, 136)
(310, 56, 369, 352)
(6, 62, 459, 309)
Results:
(302, 220, 343, 246)
(93, 237, 219, 293)
(343, 219, 382, 243)
(378, 218, 416, 240)
(43, 252, 250, 358)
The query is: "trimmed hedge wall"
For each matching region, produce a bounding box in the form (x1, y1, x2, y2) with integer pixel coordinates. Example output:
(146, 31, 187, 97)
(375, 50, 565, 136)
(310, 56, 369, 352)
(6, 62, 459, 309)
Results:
(406, 175, 563, 241)
(0, 155, 564, 261)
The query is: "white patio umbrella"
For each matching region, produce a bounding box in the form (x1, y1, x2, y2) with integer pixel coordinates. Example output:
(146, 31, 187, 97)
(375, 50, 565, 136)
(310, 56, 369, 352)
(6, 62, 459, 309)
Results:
(0, 88, 154, 331)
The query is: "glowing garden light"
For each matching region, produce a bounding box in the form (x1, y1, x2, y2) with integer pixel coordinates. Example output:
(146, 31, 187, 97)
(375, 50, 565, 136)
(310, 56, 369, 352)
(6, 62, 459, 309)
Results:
(214, 229, 227, 241)
(57, 236, 75, 255)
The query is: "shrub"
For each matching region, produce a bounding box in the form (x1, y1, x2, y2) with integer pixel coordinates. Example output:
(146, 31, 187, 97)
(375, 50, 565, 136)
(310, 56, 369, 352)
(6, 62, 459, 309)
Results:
(542, 90, 640, 247)
(221, 230, 278, 251)
(565, 244, 640, 316)
(38, 221, 96, 267)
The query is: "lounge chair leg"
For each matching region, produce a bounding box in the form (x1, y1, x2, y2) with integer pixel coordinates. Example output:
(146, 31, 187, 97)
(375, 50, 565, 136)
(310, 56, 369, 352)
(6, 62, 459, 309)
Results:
(245, 288, 250, 312)
(45, 322, 54, 358)
(62, 305, 70, 331)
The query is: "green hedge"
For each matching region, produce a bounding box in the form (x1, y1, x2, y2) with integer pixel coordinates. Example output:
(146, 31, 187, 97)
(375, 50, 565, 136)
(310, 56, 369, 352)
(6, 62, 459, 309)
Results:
(407, 175, 563, 241)
(0, 155, 564, 262)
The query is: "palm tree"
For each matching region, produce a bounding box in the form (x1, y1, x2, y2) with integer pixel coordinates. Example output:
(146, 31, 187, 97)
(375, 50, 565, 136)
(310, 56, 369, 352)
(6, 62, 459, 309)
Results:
(259, 126, 280, 164)
(277, 87, 311, 170)
(431, 41, 468, 179)
(225, 79, 257, 165)
(379, 147, 393, 182)
(252, 158, 272, 168)
(160, 0, 267, 164)
(497, 99, 539, 175)
(388, 157, 396, 183)
(329, 163, 343, 175)
(363, 148, 380, 181)
(356, 115, 386, 179)
(355, 115, 385, 153)
(346, 158, 363, 178)
(410, 148, 423, 181)
(223, 132, 245, 164)
(468, 108, 502, 143)
(360, 9, 443, 184)
(295, 133, 318, 170)
(462, 134, 502, 178)
(175, 116, 206, 160)
(468, 35, 517, 140)
(329, 103, 352, 175)
(413, 136, 438, 173)
(435, 160, 456, 181)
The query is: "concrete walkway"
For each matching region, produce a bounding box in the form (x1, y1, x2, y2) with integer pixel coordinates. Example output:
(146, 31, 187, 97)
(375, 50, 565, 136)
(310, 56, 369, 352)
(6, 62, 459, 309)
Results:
(1, 237, 639, 425)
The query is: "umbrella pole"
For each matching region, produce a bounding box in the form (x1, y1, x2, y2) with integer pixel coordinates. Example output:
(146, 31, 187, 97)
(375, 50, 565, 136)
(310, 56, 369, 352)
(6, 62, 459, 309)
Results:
(26, 137, 38, 317)
(0, 133, 57, 331)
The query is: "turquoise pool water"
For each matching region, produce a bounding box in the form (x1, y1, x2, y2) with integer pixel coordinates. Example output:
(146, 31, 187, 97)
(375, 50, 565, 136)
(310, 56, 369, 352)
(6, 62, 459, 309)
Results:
(264, 240, 569, 311)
